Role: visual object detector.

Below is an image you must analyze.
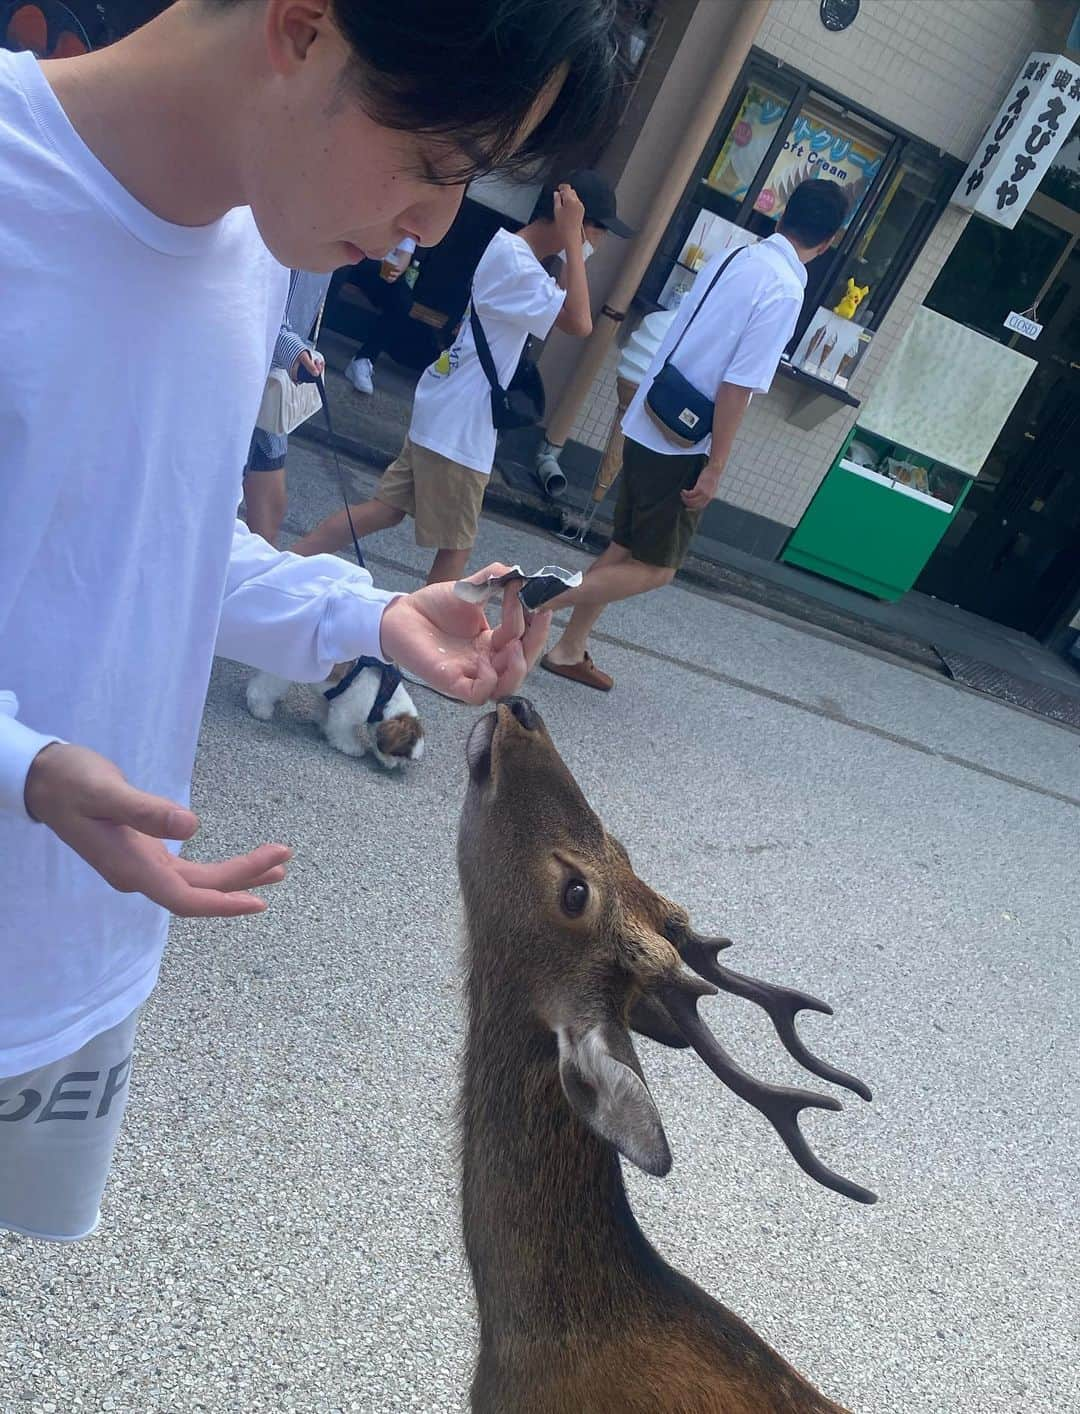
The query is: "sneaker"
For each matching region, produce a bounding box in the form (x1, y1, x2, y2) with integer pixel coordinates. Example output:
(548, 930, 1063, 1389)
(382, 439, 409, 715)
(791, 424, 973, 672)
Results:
(344, 356, 374, 395)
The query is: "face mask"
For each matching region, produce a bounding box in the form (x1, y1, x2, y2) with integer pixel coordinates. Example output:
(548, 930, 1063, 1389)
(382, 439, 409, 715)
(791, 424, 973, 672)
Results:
(559, 240, 595, 264)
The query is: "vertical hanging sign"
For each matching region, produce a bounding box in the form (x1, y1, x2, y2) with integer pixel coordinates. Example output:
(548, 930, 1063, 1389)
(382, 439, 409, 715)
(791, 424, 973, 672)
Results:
(953, 53, 1080, 229)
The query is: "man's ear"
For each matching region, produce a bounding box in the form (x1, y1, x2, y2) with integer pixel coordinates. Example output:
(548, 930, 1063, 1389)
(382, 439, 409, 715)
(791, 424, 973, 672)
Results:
(557, 1021, 672, 1177)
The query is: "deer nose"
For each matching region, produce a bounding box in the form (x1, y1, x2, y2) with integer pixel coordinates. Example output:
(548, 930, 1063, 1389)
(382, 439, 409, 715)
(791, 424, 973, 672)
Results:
(499, 696, 540, 731)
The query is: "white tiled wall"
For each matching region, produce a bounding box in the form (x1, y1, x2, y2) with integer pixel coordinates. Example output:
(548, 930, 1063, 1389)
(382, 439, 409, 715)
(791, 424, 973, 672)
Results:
(756, 0, 1054, 160)
(567, 0, 1062, 535)
(568, 343, 622, 453)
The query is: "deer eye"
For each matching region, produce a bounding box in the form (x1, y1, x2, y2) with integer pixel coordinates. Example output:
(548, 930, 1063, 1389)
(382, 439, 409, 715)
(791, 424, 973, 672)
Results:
(561, 879, 589, 917)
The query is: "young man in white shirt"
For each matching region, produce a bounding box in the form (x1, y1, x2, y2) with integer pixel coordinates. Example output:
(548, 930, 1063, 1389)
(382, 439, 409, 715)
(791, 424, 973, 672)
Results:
(541, 179, 849, 691)
(0, 0, 629, 1242)
(292, 171, 631, 585)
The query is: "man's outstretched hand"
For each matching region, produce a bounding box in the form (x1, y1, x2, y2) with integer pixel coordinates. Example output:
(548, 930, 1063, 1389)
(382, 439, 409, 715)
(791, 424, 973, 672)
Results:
(379, 562, 552, 705)
(24, 743, 291, 918)
(20, 564, 547, 916)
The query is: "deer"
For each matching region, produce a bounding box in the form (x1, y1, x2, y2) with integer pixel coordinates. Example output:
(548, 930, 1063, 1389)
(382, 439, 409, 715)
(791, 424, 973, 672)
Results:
(457, 697, 876, 1414)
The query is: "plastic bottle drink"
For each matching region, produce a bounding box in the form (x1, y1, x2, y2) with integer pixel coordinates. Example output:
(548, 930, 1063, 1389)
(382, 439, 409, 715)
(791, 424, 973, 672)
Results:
(381, 236, 417, 281)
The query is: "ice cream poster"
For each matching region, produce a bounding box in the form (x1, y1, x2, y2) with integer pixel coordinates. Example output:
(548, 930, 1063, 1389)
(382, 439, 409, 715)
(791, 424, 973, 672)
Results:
(708, 85, 884, 225)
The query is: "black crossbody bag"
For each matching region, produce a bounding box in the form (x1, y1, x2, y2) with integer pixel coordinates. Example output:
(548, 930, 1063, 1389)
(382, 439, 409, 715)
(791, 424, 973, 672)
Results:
(645, 248, 742, 447)
(469, 301, 546, 432)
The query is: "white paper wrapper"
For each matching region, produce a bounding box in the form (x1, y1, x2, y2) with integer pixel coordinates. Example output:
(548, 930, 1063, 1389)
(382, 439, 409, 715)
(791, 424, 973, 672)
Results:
(453, 564, 582, 610)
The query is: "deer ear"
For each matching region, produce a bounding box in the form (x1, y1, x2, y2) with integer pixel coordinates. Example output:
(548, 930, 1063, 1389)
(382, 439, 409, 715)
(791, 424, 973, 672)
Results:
(557, 1023, 672, 1177)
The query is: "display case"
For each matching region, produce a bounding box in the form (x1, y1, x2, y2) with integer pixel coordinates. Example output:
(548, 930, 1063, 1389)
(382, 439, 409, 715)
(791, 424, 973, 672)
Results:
(782, 308, 1038, 600)
(781, 427, 973, 599)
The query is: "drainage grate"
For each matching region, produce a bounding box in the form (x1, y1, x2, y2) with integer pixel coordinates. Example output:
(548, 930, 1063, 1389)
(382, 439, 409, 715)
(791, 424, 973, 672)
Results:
(934, 649, 1080, 729)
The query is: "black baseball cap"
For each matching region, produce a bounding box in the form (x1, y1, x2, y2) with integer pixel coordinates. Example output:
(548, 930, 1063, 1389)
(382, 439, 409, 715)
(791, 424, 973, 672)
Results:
(567, 169, 633, 238)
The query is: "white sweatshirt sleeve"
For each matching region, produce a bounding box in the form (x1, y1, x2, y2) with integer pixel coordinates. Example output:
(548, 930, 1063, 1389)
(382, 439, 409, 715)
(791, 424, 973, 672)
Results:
(214, 520, 401, 682)
(0, 690, 63, 820)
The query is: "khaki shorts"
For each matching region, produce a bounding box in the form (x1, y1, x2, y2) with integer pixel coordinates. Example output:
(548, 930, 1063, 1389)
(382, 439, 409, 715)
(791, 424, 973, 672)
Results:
(612, 436, 708, 569)
(377, 436, 487, 550)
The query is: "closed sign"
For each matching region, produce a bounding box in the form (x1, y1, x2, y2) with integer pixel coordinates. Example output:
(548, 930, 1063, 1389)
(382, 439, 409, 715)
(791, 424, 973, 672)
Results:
(1004, 311, 1043, 339)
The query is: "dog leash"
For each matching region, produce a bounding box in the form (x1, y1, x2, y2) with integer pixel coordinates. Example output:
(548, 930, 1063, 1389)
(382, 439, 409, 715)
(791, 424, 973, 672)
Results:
(296, 362, 367, 570)
(296, 361, 403, 709)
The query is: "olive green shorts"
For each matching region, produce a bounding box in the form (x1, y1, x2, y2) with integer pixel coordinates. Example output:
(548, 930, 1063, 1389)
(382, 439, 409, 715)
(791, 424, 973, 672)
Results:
(611, 437, 708, 569)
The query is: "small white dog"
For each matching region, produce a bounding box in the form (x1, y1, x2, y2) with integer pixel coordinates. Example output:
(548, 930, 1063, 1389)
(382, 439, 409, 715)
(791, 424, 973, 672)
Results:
(246, 657, 425, 769)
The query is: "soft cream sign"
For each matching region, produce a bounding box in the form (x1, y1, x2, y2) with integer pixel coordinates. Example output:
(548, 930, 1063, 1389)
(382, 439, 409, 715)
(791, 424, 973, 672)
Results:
(954, 53, 1080, 229)
(708, 86, 883, 222)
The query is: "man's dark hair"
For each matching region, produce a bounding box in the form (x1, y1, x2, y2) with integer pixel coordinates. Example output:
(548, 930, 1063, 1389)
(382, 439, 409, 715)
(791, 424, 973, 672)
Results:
(779, 180, 849, 248)
(211, 0, 633, 182)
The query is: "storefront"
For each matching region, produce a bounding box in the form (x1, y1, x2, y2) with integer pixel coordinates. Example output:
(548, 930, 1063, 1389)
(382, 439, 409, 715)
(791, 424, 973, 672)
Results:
(537, 0, 1080, 657)
(9, 0, 1080, 654)
(638, 51, 960, 361)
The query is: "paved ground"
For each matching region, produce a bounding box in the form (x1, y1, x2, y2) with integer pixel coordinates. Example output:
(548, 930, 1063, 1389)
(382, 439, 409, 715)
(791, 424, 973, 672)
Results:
(3, 440, 1078, 1414)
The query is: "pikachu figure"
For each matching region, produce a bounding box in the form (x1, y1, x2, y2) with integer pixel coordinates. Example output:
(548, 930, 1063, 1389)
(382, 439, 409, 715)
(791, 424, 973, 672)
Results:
(833, 278, 869, 320)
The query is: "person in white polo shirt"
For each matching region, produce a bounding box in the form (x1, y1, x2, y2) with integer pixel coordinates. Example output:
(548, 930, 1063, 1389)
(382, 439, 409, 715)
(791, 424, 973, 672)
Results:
(541, 179, 849, 692)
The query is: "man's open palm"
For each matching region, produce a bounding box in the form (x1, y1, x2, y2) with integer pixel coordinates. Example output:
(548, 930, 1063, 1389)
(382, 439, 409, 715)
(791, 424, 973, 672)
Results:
(380, 563, 552, 705)
(24, 743, 291, 918)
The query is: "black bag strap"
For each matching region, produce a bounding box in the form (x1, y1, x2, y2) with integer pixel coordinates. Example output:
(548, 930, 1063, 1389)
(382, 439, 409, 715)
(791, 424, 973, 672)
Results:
(469, 296, 503, 397)
(664, 247, 743, 368)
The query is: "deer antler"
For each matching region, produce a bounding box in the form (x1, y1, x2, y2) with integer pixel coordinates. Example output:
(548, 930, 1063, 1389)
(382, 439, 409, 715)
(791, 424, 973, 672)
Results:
(658, 976, 877, 1206)
(680, 936, 873, 1103)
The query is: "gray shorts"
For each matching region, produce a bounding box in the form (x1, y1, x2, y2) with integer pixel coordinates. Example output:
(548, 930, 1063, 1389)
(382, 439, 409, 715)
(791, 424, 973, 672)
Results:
(0, 1008, 139, 1242)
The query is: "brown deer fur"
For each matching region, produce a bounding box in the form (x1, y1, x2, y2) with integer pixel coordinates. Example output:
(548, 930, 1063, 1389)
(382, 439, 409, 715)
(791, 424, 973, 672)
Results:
(457, 700, 869, 1414)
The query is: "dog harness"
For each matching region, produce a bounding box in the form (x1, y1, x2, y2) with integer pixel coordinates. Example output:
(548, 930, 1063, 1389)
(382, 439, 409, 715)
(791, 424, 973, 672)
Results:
(323, 656, 404, 723)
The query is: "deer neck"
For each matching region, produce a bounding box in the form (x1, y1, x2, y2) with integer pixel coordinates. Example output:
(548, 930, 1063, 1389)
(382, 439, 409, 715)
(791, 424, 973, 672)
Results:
(459, 945, 848, 1414)
(461, 971, 648, 1340)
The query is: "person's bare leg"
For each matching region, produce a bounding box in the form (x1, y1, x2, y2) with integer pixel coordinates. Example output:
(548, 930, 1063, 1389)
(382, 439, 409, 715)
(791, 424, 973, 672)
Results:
(291, 499, 404, 557)
(427, 547, 471, 585)
(545, 598, 609, 666)
(549, 552, 675, 610)
(545, 541, 674, 664)
(243, 469, 287, 547)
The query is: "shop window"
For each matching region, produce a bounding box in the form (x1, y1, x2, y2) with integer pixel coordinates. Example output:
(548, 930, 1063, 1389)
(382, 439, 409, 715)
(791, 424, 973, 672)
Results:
(924, 211, 1069, 345)
(709, 89, 888, 238)
(818, 150, 942, 323)
(1040, 116, 1080, 216)
(642, 53, 962, 354)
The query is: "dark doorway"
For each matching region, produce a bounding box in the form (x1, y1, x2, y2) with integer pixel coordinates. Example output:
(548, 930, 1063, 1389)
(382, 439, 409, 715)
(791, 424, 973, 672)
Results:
(919, 220, 1080, 639)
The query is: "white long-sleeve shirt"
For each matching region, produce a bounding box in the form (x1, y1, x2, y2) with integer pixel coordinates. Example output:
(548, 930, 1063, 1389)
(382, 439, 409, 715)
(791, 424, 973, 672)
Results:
(0, 50, 394, 1075)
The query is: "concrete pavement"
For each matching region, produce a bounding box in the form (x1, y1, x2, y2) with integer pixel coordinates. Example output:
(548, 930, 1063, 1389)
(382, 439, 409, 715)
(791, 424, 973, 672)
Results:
(2, 439, 1077, 1413)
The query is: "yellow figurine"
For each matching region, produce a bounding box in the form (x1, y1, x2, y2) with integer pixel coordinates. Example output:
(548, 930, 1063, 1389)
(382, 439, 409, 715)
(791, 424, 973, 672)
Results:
(833, 278, 869, 320)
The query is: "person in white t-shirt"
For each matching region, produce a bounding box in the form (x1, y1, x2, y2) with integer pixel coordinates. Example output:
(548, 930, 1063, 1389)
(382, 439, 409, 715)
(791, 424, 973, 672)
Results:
(0, 0, 629, 1243)
(541, 179, 849, 691)
(292, 171, 632, 584)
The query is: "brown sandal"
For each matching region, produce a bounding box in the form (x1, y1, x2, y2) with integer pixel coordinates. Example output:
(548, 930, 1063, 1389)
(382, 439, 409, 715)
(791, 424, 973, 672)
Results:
(540, 652, 614, 691)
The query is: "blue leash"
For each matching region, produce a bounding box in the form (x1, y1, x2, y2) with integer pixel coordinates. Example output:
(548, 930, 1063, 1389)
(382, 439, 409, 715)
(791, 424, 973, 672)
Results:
(297, 362, 404, 715)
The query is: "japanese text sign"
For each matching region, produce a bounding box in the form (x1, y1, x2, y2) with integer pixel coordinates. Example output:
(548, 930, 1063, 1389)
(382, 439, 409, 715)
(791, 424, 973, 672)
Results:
(953, 53, 1080, 228)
